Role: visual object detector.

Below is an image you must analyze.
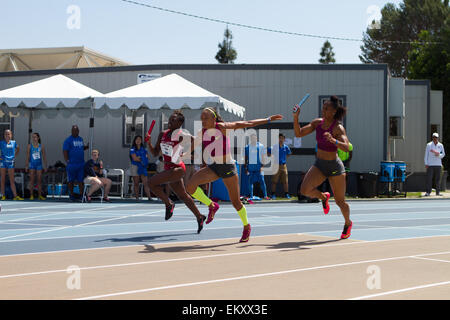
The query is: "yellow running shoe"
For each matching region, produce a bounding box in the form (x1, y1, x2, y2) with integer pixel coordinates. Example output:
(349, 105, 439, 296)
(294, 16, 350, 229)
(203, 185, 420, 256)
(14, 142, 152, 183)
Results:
(13, 196, 24, 201)
(30, 195, 34, 200)
(1, 196, 6, 200)
(39, 195, 46, 201)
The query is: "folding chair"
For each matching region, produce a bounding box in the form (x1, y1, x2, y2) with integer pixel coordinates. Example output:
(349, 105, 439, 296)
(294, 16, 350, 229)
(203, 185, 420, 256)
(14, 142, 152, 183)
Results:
(105, 168, 125, 199)
(82, 183, 104, 203)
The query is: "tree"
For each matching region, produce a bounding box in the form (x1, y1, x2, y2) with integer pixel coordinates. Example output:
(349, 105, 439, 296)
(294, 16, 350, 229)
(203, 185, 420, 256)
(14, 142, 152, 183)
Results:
(360, 0, 449, 77)
(408, 18, 450, 170)
(319, 41, 336, 64)
(215, 26, 237, 64)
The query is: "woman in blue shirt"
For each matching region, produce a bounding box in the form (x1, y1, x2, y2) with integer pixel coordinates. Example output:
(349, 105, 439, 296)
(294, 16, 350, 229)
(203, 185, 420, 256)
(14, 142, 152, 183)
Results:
(0, 129, 23, 200)
(129, 135, 151, 201)
(25, 132, 47, 200)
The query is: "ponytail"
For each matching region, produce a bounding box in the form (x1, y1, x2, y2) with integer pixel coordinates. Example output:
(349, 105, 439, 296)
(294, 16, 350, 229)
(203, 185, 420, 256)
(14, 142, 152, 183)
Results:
(330, 95, 346, 121)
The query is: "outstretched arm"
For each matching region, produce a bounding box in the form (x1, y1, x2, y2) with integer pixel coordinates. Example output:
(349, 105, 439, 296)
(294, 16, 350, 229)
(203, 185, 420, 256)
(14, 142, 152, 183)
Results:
(219, 114, 283, 130)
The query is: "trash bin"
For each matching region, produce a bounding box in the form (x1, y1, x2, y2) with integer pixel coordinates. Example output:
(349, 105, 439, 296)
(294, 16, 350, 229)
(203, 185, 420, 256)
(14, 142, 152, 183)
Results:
(346, 172, 359, 197)
(380, 161, 395, 182)
(358, 172, 378, 198)
(394, 161, 406, 182)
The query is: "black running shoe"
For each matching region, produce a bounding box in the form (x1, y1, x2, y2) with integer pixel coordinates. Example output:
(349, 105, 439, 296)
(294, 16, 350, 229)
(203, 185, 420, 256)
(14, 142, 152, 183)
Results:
(165, 202, 175, 220)
(197, 215, 207, 234)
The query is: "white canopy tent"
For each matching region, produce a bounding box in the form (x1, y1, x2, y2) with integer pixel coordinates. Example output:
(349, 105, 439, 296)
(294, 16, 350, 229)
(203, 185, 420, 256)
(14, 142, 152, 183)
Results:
(94, 73, 246, 118)
(0, 74, 104, 151)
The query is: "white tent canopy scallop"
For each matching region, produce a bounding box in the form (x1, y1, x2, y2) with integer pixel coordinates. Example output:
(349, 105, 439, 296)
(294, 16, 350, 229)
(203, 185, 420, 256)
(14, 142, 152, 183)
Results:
(94, 73, 245, 118)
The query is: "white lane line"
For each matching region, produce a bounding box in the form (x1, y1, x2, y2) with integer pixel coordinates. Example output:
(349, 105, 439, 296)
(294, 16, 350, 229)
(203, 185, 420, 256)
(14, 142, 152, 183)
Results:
(411, 256, 450, 264)
(7, 248, 449, 281)
(74, 250, 450, 300)
(1, 218, 450, 244)
(1, 232, 449, 259)
(348, 281, 450, 300)
(0, 208, 164, 242)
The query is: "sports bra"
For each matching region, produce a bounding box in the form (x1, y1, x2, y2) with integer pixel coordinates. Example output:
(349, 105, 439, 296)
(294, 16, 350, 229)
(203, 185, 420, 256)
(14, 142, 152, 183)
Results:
(316, 119, 338, 152)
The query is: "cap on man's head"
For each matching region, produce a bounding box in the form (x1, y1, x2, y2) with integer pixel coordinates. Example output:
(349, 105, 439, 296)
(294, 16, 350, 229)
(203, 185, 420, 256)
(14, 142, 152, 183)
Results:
(432, 132, 439, 138)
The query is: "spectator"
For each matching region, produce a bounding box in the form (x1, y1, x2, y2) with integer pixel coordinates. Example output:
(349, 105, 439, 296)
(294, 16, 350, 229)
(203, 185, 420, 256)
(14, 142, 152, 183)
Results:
(269, 133, 292, 199)
(83, 149, 112, 202)
(63, 125, 89, 201)
(244, 134, 269, 200)
(25, 132, 47, 200)
(0, 129, 23, 200)
(424, 133, 445, 196)
(129, 135, 152, 201)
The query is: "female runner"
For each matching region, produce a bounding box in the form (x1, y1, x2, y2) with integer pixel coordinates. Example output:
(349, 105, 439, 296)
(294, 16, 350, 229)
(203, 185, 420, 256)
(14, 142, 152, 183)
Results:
(293, 96, 352, 239)
(146, 110, 207, 234)
(186, 107, 283, 242)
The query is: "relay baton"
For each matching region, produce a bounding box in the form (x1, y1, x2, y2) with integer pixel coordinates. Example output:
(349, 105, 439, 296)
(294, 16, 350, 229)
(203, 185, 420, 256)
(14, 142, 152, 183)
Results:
(144, 120, 156, 142)
(293, 93, 310, 113)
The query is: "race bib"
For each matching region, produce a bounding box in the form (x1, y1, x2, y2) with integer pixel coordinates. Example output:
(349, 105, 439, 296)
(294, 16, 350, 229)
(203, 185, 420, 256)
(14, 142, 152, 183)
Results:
(160, 143, 173, 157)
(32, 152, 41, 160)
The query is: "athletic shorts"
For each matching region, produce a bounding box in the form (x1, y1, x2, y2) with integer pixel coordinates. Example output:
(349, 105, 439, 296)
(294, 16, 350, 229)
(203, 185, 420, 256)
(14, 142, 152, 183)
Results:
(208, 163, 237, 179)
(130, 164, 148, 177)
(272, 164, 288, 185)
(29, 161, 43, 171)
(314, 158, 346, 177)
(67, 162, 85, 182)
(0, 160, 14, 169)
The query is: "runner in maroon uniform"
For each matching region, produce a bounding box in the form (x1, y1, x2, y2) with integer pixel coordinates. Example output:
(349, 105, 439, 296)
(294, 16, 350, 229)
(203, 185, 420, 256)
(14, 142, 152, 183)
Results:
(146, 110, 206, 233)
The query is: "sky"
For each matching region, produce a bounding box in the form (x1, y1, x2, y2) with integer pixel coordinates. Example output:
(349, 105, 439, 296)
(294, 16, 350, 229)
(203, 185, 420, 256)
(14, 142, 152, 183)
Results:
(0, 0, 405, 65)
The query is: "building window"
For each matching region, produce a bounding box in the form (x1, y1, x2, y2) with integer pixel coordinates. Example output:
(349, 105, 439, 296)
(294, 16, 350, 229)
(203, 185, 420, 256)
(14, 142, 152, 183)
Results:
(0, 112, 12, 138)
(430, 124, 439, 138)
(123, 114, 145, 147)
(318, 95, 347, 127)
(389, 116, 403, 138)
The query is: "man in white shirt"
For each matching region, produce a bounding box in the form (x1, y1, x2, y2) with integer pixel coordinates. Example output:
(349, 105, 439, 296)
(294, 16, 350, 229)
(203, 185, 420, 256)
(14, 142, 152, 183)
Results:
(424, 132, 446, 196)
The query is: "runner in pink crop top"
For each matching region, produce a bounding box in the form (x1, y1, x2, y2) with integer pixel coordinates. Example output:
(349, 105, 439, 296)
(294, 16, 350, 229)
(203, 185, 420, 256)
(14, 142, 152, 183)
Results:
(292, 95, 353, 239)
(316, 119, 338, 152)
(202, 123, 231, 158)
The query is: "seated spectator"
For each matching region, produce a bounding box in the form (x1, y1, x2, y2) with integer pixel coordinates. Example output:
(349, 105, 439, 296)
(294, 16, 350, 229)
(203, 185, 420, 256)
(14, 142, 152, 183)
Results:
(83, 149, 112, 202)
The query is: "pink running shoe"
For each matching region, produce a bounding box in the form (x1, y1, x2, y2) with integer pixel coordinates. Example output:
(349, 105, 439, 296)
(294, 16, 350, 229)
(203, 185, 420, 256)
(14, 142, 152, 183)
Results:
(239, 224, 251, 243)
(341, 221, 353, 239)
(206, 202, 220, 224)
(322, 192, 330, 214)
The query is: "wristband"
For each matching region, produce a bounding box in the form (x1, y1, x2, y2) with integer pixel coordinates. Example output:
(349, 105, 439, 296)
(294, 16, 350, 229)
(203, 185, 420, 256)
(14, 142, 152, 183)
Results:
(267, 117, 271, 123)
(335, 139, 339, 145)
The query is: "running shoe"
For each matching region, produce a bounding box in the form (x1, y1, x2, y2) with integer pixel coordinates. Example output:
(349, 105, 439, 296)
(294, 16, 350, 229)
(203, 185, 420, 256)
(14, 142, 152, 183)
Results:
(285, 193, 291, 199)
(165, 202, 175, 220)
(197, 214, 207, 234)
(206, 202, 220, 224)
(103, 197, 111, 203)
(239, 224, 251, 243)
(29, 195, 34, 200)
(341, 221, 353, 239)
(322, 192, 331, 214)
(38, 195, 46, 201)
(1, 196, 5, 201)
(86, 195, 92, 203)
(13, 196, 24, 201)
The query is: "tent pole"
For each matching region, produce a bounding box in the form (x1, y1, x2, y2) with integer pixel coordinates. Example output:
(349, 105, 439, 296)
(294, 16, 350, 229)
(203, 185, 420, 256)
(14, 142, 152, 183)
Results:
(27, 108, 33, 144)
(89, 98, 94, 156)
